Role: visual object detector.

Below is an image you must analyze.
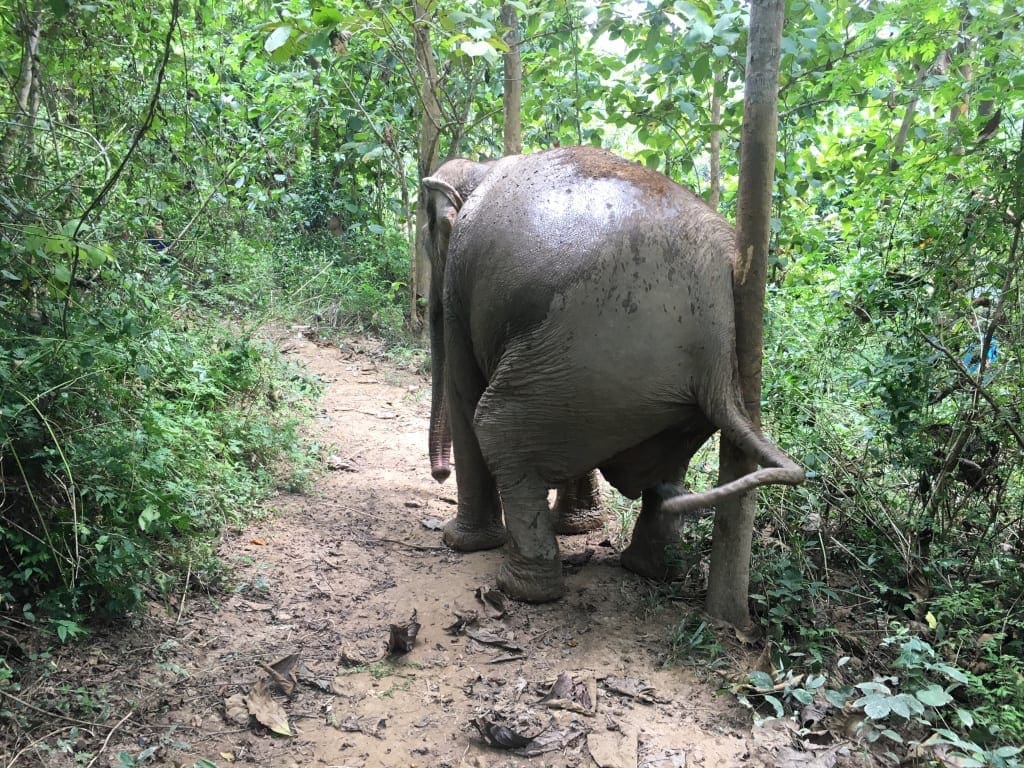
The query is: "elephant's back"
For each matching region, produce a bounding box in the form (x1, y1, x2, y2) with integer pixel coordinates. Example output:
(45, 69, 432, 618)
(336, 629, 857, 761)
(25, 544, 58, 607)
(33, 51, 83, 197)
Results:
(447, 147, 737, 380)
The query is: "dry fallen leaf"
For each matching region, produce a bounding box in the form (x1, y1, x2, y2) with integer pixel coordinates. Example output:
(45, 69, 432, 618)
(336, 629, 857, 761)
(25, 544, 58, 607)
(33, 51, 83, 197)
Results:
(387, 610, 420, 656)
(261, 652, 300, 696)
(249, 538, 266, 546)
(475, 585, 509, 618)
(540, 671, 598, 716)
(330, 713, 387, 737)
(562, 548, 595, 572)
(244, 680, 292, 737)
(326, 455, 357, 471)
(444, 610, 479, 635)
(472, 716, 533, 750)
(471, 713, 585, 757)
(602, 676, 664, 705)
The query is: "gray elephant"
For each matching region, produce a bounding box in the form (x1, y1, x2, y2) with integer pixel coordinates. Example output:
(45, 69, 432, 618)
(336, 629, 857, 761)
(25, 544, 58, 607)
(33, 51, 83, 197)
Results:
(422, 147, 803, 602)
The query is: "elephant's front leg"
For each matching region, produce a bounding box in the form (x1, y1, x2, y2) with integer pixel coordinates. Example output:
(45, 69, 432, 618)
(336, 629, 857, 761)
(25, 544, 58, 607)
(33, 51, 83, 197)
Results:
(495, 475, 564, 601)
(553, 470, 604, 534)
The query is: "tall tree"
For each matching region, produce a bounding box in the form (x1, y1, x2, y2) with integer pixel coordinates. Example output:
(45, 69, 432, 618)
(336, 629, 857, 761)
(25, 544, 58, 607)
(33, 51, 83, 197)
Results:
(501, 3, 522, 156)
(411, 1, 444, 327)
(705, 0, 785, 627)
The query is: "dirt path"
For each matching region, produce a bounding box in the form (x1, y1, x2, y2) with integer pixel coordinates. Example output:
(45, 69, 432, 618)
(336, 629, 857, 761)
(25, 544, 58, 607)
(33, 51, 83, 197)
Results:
(10, 328, 760, 768)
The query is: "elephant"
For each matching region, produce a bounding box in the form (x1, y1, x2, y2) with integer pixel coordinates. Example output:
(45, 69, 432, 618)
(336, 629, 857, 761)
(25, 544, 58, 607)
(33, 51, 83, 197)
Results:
(421, 146, 804, 602)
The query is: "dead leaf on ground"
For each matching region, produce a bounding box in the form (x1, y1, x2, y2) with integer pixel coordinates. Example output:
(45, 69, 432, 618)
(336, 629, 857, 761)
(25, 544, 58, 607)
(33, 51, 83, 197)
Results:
(330, 713, 387, 738)
(602, 676, 665, 705)
(236, 599, 273, 612)
(465, 627, 524, 655)
(223, 693, 250, 727)
(338, 645, 377, 667)
(387, 610, 420, 656)
(326, 455, 358, 471)
(540, 671, 598, 716)
(562, 548, 595, 572)
(260, 652, 300, 696)
(471, 714, 586, 757)
(243, 680, 292, 737)
(772, 744, 841, 768)
(475, 585, 509, 618)
(445, 610, 479, 635)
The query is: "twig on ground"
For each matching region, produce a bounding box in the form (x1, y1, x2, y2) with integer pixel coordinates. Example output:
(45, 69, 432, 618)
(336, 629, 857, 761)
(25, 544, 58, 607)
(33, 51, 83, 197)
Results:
(84, 710, 135, 768)
(0, 690, 100, 728)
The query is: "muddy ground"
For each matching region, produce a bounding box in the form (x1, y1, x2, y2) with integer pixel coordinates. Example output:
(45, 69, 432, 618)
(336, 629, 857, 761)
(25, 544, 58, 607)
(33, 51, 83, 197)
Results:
(2, 328, 856, 768)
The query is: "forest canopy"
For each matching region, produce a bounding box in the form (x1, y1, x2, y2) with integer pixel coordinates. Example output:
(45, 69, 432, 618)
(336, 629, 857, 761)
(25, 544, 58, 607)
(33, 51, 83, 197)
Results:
(1, 0, 1023, 760)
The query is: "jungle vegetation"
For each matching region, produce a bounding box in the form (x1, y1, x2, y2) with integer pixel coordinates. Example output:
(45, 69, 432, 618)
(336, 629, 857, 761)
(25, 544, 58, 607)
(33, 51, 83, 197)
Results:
(1, 0, 1022, 761)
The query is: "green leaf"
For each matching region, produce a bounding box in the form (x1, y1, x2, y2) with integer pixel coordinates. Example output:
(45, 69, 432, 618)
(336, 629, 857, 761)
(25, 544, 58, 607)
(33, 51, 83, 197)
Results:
(138, 505, 160, 532)
(762, 695, 784, 717)
(311, 6, 343, 25)
(748, 671, 774, 690)
(859, 694, 892, 720)
(52, 264, 72, 284)
(824, 688, 851, 708)
(915, 685, 953, 707)
(265, 26, 293, 54)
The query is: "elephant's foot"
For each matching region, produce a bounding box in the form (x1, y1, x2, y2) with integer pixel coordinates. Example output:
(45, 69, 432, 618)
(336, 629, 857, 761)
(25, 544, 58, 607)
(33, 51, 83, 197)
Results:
(442, 518, 507, 552)
(553, 505, 604, 535)
(620, 483, 686, 582)
(620, 539, 682, 582)
(496, 552, 564, 602)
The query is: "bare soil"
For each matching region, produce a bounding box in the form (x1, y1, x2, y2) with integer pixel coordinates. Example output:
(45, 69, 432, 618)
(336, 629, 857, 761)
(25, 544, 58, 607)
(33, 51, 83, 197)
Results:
(4, 328, 785, 768)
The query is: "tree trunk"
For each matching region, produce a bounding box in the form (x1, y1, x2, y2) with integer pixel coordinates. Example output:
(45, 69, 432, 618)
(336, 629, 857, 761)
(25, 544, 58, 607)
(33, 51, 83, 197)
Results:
(411, 1, 443, 330)
(501, 3, 522, 156)
(708, 67, 723, 210)
(705, 0, 784, 628)
(1, 0, 44, 177)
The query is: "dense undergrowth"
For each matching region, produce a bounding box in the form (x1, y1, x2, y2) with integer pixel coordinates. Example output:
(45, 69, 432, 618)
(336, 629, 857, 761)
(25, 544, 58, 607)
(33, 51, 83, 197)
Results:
(1, 152, 416, 646)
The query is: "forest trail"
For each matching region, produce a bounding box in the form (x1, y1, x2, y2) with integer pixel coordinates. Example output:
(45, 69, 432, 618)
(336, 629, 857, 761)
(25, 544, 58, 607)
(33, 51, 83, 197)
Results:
(15, 328, 763, 768)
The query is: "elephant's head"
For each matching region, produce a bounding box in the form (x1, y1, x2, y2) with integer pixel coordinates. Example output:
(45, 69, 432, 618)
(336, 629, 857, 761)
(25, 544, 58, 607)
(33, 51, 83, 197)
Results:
(421, 158, 495, 483)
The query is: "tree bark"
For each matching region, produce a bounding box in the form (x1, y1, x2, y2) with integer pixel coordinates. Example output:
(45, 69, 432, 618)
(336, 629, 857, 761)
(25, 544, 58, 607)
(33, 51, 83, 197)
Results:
(1, 0, 44, 177)
(501, 3, 522, 156)
(708, 67, 723, 210)
(411, 1, 443, 329)
(705, 0, 784, 628)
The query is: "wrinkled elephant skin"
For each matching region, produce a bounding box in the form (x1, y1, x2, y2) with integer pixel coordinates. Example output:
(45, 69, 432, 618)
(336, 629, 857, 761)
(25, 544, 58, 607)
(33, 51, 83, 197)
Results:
(421, 147, 803, 602)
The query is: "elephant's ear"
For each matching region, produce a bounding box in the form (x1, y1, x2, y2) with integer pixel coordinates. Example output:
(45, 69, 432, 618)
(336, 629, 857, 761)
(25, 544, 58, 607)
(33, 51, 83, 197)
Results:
(423, 177, 464, 258)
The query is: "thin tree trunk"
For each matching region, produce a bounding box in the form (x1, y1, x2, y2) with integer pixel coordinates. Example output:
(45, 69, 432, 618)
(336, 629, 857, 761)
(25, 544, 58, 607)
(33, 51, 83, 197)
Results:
(705, 0, 784, 628)
(411, 0, 443, 330)
(1, 0, 44, 175)
(708, 67, 723, 210)
(890, 62, 930, 170)
(501, 3, 522, 156)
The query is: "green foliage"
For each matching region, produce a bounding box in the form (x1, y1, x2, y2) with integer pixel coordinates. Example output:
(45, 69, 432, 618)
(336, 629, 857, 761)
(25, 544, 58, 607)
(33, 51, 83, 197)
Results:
(0, 219, 317, 624)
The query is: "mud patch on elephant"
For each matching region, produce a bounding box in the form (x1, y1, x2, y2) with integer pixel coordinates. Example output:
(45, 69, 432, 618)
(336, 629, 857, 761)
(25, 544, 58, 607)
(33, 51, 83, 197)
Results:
(4, 328, 788, 768)
(560, 146, 676, 199)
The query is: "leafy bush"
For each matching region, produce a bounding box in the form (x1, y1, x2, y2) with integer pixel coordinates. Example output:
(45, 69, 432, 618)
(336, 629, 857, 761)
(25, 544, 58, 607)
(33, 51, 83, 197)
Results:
(0, 222, 317, 628)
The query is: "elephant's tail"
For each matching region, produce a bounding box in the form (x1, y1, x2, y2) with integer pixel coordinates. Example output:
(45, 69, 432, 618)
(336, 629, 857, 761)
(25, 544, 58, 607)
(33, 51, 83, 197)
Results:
(661, 399, 804, 516)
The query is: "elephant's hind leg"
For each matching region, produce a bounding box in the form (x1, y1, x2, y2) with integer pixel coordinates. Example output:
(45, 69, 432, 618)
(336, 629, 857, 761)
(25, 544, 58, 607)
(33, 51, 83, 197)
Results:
(620, 483, 689, 581)
(553, 470, 604, 534)
(495, 474, 564, 602)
